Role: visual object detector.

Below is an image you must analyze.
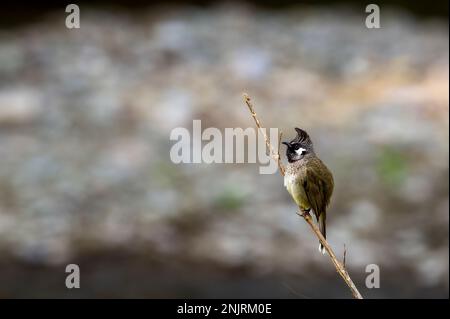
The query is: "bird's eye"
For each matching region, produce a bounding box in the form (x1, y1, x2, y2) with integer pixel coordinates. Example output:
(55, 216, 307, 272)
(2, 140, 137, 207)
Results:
(293, 144, 301, 150)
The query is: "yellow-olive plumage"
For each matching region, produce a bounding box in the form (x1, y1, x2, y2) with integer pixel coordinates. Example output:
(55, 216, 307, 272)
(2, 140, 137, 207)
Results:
(283, 128, 334, 254)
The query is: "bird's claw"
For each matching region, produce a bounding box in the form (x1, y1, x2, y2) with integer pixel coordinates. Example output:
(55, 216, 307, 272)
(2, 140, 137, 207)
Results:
(298, 208, 311, 217)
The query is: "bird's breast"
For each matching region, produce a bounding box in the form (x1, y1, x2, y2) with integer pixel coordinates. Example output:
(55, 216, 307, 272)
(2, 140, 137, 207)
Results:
(284, 170, 310, 210)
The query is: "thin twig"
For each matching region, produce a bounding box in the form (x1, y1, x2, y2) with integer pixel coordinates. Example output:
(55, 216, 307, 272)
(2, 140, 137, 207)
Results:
(243, 93, 285, 176)
(297, 211, 362, 299)
(242, 93, 363, 299)
(277, 130, 283, 169)
(343, 244, 347, 269)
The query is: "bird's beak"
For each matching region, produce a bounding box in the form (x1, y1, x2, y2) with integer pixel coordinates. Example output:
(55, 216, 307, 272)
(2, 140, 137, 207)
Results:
(282, 141, 289, 147)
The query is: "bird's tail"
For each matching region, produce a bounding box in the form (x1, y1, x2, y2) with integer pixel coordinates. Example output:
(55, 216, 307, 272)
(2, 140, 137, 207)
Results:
(318, 213, 326, 255)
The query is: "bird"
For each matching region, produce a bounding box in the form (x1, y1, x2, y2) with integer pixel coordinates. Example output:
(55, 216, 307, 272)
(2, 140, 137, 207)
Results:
(282, 128, 334, 254)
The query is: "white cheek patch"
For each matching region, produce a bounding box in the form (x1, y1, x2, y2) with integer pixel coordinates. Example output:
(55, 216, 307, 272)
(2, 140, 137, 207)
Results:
(295, 147, 306, 155)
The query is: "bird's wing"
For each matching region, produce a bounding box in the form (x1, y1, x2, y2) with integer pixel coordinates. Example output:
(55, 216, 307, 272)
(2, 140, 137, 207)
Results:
(301, 165, 328, 222)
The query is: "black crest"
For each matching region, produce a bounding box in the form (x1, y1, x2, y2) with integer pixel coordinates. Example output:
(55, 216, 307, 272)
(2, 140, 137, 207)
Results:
(292, 127, 313, 149)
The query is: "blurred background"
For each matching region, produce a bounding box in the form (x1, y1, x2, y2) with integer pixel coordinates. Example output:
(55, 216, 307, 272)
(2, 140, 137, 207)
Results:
(0, 0, 448, 298)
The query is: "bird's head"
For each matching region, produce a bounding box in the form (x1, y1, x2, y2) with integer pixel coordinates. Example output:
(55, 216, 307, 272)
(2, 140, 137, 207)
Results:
(282, 127, 314, 163)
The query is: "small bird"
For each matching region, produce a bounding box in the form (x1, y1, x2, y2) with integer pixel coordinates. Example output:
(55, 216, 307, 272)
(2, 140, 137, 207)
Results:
(283, 128, 334, 254)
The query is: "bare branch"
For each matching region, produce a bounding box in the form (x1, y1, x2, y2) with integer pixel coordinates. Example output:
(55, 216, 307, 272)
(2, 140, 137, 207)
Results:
(243, 93, 285, 176)
(297, 211, 362, 299)
(278, 130, 283, 170)
(343, 244, 347, 269)
(242, 93, 363, 299)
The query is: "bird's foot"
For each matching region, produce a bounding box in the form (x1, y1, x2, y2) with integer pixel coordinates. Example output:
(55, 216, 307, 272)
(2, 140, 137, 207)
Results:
(299, 208, 311, 217)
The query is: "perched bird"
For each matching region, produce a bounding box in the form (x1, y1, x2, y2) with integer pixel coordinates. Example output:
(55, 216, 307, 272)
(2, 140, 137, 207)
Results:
(283, 128, 334, 254)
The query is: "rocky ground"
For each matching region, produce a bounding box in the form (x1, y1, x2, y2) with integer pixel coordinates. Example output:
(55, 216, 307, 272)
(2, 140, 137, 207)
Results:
(0, 3, 448, 298)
